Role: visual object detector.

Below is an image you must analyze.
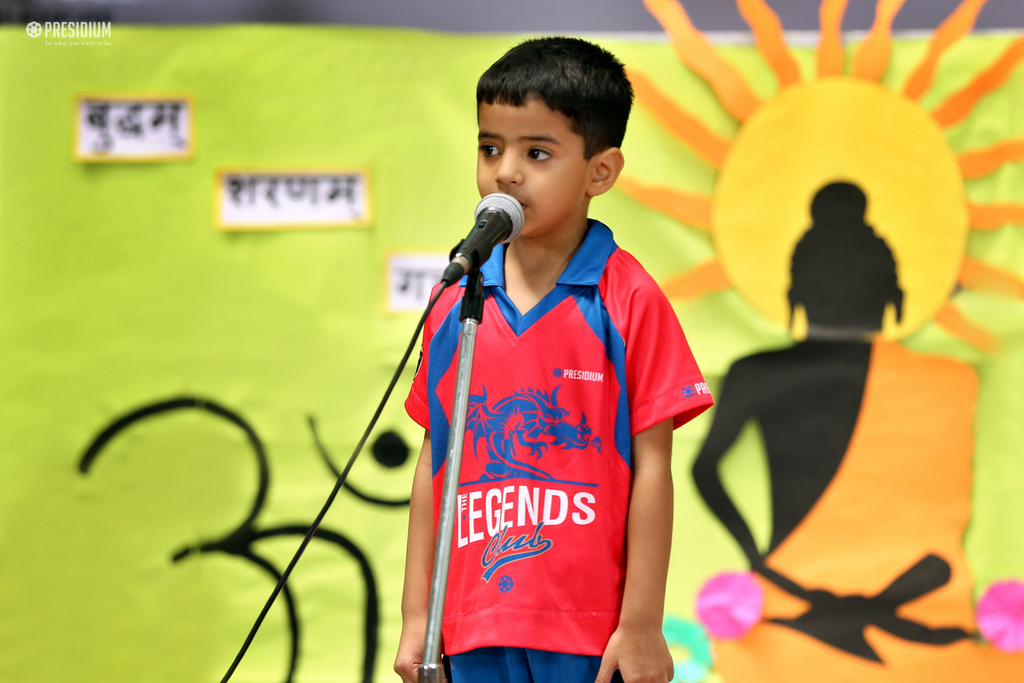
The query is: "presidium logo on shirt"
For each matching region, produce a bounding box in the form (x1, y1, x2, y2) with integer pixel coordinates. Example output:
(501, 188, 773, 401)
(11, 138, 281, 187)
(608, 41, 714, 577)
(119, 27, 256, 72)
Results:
(682, 382, 711, 398)
(456, 385, 603, 582)
(553, 367, 605, 382)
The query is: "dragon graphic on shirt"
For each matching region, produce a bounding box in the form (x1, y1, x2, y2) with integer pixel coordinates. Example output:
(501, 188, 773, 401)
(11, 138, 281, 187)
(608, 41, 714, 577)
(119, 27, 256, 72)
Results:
(464, 385, 601, 486)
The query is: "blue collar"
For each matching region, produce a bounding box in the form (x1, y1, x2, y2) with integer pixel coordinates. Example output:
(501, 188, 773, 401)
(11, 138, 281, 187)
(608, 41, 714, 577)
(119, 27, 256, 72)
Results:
(477, 219, 617, 289)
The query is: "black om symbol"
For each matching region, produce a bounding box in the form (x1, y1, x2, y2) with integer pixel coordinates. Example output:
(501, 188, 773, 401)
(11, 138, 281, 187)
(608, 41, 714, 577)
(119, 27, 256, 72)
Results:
(79, 396, 411, 683)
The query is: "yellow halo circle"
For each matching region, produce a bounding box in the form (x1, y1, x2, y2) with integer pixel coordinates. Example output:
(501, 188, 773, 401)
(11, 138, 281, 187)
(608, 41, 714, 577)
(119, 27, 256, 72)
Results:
(711, 78, 968, 340)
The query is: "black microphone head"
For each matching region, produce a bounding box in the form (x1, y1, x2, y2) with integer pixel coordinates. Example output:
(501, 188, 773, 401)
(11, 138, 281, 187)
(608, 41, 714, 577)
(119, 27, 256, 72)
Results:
(475, 193, 524, 243)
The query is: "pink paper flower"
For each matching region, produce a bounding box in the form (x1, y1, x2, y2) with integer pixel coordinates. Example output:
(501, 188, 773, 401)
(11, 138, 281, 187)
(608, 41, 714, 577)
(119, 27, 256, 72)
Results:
(695, 571, 764, 639)
(977, 579, 1024, 653)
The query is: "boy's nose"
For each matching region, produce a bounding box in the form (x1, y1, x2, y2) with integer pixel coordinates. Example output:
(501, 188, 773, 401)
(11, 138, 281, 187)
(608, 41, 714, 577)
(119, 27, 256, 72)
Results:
(495, 155, 523, 187)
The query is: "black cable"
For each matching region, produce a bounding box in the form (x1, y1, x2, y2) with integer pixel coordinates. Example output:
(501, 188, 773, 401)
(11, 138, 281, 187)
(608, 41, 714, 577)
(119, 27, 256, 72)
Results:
(220, 281, 450, 683)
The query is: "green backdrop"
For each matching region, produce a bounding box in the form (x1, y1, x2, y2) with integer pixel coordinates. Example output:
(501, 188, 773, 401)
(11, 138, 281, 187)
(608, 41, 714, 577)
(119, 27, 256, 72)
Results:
(0, 24, 1022, 683)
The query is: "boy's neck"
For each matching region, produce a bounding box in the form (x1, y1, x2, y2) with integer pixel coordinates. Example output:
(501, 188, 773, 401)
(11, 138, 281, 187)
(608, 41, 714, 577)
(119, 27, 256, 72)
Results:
(502, 215, 590, 316)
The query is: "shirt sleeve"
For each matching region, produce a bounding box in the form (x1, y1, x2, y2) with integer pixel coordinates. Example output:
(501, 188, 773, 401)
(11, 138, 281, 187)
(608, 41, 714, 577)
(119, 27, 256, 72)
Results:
(404, 284, 447, 430)
(601, 250, 714, 435)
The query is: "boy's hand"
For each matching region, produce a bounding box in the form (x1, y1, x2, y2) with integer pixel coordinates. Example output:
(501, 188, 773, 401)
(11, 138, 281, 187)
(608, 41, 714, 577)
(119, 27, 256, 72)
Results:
(595, 623, 674, 683)
(597, 419, 675, 683)
(393, 615, 427, 683)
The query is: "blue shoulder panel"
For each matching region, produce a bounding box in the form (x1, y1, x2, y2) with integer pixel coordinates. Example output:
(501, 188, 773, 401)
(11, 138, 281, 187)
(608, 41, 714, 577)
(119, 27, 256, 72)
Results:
(427, 303, 464, 476)
(571, 286, 632, 467)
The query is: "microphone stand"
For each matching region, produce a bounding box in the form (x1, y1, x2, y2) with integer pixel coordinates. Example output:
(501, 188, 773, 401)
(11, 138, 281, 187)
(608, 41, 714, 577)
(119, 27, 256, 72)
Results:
(418, 270, 485, 683)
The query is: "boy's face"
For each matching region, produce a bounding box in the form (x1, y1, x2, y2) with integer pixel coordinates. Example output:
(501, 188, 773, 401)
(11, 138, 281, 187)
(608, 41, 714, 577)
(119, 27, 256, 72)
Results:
(477, 99, 612, 241)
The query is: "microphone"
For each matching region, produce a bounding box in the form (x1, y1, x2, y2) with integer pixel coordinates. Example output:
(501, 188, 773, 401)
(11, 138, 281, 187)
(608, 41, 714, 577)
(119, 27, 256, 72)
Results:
(441, 193, 524, 286)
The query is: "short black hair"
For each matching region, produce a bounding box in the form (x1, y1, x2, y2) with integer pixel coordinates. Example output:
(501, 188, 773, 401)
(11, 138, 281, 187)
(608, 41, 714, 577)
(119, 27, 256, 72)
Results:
(477, 37, 634, 158)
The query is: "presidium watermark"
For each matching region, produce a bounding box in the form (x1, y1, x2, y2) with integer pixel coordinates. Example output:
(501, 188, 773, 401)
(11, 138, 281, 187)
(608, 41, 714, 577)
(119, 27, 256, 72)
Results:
(26, 21, 112, 46)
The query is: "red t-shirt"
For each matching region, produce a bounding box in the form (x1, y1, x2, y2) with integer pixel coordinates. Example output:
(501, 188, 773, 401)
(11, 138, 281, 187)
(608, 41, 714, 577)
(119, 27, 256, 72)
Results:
(406, 221, 713, 656)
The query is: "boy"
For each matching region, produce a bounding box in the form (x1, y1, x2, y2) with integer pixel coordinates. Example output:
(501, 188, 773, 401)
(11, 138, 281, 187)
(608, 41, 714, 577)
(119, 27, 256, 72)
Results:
(395, 37, 713, 683)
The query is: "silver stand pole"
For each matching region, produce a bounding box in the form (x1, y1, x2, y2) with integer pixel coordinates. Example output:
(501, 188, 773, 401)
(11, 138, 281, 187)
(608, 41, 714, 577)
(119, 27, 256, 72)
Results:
(418, 271, 485, 683)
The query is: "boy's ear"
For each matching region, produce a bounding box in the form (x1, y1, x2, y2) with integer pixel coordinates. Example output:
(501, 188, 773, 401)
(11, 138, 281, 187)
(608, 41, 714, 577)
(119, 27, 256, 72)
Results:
(586, 147, 625, 198)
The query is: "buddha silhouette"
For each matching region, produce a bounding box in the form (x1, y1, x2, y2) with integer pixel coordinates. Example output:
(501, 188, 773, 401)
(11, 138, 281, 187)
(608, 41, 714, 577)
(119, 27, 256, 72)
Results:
(689, 182, 1021, 680)
(788, 182, 903, 339)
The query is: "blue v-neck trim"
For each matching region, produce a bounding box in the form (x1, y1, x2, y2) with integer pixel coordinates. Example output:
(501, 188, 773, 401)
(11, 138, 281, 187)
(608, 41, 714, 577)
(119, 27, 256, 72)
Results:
(491, 284, 572, 336)
(468, 220, 618, 336)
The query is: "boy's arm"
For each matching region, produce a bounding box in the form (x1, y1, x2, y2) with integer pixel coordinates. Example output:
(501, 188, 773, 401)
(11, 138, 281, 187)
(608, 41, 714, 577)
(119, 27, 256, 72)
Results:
(596, 418, 675, 683)
(394, 432, 436, 683)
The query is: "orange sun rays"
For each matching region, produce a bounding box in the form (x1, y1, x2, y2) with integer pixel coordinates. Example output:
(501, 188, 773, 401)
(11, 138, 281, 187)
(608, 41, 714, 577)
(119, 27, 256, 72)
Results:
(903, 0, 989, 100)
(959, 138, 1024, 178)
(937, 255, 1024, 353)
(661, 260, 732, 300)
(933, 34, 1024, 127)
(960, 255, 1024, 300)
(625, 67, 731, 167)
(642, 0, 761, 120)
(615, 176, 712, 230)
(624, 0, 1024, 352)
(737, 0, 801, 88)
(816, 0, 849, 77)
(934, 301, 1002, 353)
(850, 0, 907, 81)
(968, 202, 1024, 230)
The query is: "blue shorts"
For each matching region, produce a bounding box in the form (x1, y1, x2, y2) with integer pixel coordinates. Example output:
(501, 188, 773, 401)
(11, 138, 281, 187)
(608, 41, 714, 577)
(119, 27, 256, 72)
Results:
(448, 647, 624, 683)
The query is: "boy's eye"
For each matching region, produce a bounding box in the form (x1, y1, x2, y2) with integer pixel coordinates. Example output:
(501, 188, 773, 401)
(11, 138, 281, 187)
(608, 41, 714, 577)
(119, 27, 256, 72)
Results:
(479, 144, 499, 157)
(528, 148, 551, 161)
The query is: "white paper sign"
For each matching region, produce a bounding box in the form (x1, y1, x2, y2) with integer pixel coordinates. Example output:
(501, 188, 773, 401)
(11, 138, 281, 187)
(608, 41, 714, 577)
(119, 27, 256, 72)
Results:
(75, 96, 193, 161)
(387, 253, 449, 313)
(215, 170, 371, 230)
